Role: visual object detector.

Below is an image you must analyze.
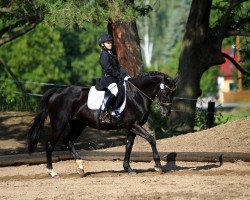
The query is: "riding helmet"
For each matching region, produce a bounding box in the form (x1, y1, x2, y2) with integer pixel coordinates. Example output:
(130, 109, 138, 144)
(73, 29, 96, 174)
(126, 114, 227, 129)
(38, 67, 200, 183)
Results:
(98, 33, 114, 46)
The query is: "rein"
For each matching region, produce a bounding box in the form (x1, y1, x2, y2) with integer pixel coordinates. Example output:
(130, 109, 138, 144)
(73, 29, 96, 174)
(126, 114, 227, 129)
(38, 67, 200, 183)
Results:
(128, 81, 155, 102)
(127, 81, 173, 106)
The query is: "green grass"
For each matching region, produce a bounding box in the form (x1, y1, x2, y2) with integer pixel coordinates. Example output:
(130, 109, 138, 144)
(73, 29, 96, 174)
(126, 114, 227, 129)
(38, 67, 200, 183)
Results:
(216, 106, 250, 123)
(194, 105, 250, 131)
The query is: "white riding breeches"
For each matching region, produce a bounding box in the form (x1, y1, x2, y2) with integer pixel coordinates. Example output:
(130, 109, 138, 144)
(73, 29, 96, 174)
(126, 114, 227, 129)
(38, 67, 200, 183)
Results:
(107, 83, 118, 96)
(100, 83, 118, 110)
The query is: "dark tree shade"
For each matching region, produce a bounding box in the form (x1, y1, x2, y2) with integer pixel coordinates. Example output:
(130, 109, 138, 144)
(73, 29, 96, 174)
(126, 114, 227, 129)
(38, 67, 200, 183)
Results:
(170, 0, 250, 133)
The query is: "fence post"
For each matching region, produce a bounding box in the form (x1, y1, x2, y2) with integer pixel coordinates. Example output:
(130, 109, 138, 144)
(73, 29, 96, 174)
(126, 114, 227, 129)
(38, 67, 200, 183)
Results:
(206, 101, 215, 128)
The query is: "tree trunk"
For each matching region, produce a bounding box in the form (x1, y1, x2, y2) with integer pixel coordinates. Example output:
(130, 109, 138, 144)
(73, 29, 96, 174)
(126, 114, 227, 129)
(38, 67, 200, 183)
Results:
(170, 0, 225, 133)
(108, 21, 143, 76)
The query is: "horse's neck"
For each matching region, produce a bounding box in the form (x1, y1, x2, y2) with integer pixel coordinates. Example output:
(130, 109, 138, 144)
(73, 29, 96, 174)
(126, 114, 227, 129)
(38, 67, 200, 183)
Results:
(128, 78, 159, 99)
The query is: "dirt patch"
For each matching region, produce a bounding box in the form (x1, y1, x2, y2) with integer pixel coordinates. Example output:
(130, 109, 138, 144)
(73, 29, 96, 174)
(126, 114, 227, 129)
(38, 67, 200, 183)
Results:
(0, 112, 250, 199)
(0, 160, 249, 200)
(101, 116, 250, 153)
(0, 112, 127, 155)
(1, 112, 249, 155)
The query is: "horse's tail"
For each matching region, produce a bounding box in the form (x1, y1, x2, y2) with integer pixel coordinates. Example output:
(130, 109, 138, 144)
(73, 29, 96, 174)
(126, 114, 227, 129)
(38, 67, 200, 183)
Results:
(27, 88, 58, 153)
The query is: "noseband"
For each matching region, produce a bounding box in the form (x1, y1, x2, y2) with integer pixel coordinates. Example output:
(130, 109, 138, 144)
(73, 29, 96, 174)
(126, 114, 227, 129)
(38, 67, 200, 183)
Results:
(156, 83, 176, 107)
(159, 83, 177, 91)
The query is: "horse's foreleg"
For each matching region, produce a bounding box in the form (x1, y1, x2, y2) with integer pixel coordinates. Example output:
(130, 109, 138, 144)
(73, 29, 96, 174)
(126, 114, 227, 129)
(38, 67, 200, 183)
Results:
(131, 124, 162, 173)
(75, 159, 84, 175)
(64, 140, 85, 175)
(123, 131, 136, 174)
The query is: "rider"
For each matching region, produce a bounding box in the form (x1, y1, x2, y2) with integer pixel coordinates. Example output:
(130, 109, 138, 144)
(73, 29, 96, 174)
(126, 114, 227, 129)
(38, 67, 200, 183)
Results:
(98, 33, 128, 123)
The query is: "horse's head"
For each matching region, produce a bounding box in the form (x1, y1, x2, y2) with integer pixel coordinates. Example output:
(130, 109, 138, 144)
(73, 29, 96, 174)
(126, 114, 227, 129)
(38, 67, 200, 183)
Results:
(157, 73, 179, 116)
(129, 71, 179, 116)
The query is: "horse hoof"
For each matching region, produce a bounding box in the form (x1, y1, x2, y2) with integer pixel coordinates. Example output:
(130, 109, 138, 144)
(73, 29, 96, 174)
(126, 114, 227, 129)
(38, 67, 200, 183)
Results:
(51, 173, 59, 178)
(77, 168, 85, 176)
(154, 166, 163, 173)
(125, 167, 137, 175)
(47, 169, 58, 178)
(128, 170, 137, 175)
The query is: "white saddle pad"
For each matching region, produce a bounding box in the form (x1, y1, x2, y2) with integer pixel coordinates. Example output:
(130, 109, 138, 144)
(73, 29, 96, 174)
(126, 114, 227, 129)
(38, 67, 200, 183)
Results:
(87, 82, 127, 115)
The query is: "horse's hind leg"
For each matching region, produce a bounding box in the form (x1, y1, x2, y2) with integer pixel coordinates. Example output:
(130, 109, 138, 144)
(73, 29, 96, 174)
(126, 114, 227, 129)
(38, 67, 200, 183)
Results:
(46, 137, 57, 177)
(46, 120, 68, 177)
(123, 131, 136, 174)
(46, 128, 65, 177)
(63, 120, 86, 175)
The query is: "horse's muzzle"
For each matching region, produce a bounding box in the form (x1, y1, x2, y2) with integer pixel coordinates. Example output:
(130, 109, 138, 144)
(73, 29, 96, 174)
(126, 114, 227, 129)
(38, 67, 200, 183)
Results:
(160, 105, 172, 116)
(160, 102, 172, 107)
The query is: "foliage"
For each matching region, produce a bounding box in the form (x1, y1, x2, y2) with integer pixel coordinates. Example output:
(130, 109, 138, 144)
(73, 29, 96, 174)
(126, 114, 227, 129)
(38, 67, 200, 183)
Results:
(0, 24, 68, 89)
(140, 100, 250, 137)
(0, 0, 45, 46)
(240, 36, 250, 89)
(220, 36, 250, 90)
(37, 0, 152, 28)
(58, 23, 105, 85)
(160, 0, 191, 64)
(199, 0, 250, 95)
(148, 102, 171, 139)
(200, 66, 219, 96)
(1, 0, 249, 139)
(168, 0, 250, 133)
(218, 106, 250, 122)
(195, 104, 250, 132)
(0, 22, 106, 111)
(0, 0, 151, 111)
(0, 24, 67, 110)
(137, 0, 191, 67)
(210, 0, 250, 90)
(194, 103, 229, 132)
(161, 41, 182, 77)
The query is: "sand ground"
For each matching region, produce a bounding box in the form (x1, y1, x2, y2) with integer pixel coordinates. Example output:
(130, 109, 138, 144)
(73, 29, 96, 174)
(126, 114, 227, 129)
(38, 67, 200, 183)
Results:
(0, 112, 249, 200)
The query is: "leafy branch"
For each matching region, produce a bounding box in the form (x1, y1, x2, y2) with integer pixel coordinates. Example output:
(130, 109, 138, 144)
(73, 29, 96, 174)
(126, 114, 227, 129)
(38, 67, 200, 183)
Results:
(221, 52, 250, 76)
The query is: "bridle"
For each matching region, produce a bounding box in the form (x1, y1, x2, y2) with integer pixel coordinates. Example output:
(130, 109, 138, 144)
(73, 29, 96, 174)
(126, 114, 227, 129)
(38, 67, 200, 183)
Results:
(128, 81, 176, 107)
(157, 83, 177, 106)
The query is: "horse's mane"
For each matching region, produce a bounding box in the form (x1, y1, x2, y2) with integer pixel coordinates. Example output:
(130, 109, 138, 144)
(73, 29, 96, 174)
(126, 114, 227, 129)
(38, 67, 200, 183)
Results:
(133, 71, 170, 80)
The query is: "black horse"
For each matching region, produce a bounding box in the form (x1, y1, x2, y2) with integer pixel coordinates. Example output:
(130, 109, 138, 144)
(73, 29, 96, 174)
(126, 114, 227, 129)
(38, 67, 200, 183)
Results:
(27, 71, 178, 177)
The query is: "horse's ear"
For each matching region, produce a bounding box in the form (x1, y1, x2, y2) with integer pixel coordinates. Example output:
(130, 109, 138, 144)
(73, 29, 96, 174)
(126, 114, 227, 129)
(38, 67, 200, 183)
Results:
(174, 73, 180, 84)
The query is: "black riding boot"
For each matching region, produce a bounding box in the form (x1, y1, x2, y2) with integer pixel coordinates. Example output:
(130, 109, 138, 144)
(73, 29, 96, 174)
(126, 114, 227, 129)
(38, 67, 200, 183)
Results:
(99, 90, 116, 123)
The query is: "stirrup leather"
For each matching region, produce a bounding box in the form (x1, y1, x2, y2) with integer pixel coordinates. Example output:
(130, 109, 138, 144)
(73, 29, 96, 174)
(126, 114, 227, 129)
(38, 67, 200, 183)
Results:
(99, 110, 111, 124)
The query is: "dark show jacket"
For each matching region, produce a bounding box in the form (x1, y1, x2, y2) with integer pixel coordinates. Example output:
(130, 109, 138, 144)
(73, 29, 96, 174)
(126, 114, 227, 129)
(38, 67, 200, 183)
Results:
(99, 49, 121, 88)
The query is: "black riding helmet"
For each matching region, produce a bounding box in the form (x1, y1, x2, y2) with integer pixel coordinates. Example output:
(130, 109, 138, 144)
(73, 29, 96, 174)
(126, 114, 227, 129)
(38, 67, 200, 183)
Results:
(98, 33, 113, 46)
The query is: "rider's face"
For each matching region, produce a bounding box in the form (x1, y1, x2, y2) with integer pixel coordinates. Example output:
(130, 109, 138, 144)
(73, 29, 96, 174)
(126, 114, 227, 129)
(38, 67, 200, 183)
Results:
(103, 40, 113, 50)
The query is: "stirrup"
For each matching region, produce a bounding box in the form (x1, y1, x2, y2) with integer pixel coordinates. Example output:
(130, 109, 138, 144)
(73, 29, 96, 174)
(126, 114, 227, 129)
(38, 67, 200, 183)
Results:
(99, 110, 107, 120)
(99, 112, 111, 124)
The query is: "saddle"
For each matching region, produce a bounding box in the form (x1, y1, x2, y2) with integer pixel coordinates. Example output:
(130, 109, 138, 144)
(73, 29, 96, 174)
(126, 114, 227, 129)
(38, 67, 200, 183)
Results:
(87, 79, 127, 115)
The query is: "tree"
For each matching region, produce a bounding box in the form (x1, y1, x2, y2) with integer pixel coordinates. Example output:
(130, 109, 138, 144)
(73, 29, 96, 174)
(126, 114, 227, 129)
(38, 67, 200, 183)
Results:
(1, 1, 150, 77)
(136, 0, 154, 67)
(36, 0, 148, 76)
(108, 20, 143, 76)
(170, 0, 250, 133)
(0, 24, 68, 110)
(58, 24, 105, 85)
(0, 0, 44, 46)
(0, 0, 150, 111)
(107, 0, 148, 76)
(137, 0, 191, 68)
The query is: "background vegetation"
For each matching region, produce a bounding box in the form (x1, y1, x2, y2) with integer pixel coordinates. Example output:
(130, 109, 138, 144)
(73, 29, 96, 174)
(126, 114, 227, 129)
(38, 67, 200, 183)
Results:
(0, 0, 249, 136)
